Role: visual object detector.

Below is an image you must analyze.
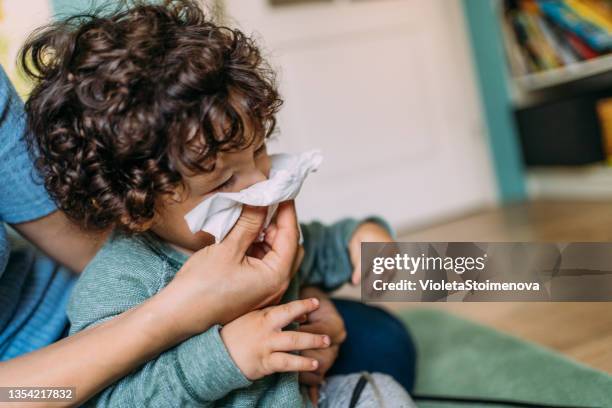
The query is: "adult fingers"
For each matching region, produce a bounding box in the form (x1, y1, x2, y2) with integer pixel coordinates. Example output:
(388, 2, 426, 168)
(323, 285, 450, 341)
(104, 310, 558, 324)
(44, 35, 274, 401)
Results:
(315, 345, 338, 373)
(301, 346, 338, 374)
(261, 201, 299, 272)
(293, 313, 308, 324)
(351, 266, 362, 285)
(263, 223, 278, 245)
(300, 372, 324, 386)
(223, 205, 267, 258)
(308, 385, 320, 406)
(246, 242, 270, 260)
(269, 331, 330, 353)
(291, 245, 305, 278)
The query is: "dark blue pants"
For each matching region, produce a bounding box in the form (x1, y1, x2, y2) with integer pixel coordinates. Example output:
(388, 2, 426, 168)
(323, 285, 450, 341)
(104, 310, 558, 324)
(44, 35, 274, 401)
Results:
(328, 299, 417, 393)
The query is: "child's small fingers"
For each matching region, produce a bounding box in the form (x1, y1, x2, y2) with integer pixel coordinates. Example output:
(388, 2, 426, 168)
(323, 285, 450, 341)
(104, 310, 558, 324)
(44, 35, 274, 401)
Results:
(265, 298, 319, 328)
(267, 352, 319, 373)
(270, 331, 330, 352)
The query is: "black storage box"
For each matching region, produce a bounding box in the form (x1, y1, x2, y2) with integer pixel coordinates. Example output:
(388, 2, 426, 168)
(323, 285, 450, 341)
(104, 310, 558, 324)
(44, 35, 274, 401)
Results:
(515, 94, 605, 166)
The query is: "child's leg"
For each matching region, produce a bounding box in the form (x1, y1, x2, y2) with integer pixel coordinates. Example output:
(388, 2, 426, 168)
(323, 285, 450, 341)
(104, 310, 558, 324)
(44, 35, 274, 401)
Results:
(319, 372, 416, 408)
(328, 299, 417, 392)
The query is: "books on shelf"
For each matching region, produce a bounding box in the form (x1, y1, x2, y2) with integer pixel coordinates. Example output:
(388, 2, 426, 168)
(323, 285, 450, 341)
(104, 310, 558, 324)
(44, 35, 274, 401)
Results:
(502, 0, 612, 76)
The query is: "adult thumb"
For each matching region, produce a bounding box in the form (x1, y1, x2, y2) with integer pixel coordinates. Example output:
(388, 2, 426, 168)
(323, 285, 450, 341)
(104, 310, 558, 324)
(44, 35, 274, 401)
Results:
(223, 205, 267, 257)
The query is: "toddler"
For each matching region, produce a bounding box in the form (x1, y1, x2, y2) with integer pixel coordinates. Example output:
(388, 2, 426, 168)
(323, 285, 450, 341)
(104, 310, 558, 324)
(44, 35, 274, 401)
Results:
(21, 1, 415, 406)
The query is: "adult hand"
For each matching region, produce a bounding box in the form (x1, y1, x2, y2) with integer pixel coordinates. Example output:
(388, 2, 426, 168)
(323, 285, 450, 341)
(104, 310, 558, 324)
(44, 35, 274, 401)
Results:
(298, 286, 347, 404)
(161, 200, 300, 338)
(349, 222, 394, 285)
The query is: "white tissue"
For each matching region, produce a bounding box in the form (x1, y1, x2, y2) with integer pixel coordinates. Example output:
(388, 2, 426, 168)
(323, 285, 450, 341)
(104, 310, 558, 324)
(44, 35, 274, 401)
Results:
(184, 149, 323, 243)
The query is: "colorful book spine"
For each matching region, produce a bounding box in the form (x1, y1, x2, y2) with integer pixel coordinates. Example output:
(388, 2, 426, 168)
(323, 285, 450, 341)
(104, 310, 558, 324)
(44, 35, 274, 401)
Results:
(582, 0, 612, 25)
(566, 30, 600, 58)
(565, 0, 612, 33)
(538, 0, 612, 51)
(521, 12, 562, 68)
(536, 14, 579, 64)
(501, 12, 531, 75)
(510, 11, 543, 71)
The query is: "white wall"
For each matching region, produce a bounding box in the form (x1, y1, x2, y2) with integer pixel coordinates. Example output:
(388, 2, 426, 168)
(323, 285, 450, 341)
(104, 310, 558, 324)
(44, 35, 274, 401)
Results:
(0, 0, 52, 95)
(224, 0, 497, 231)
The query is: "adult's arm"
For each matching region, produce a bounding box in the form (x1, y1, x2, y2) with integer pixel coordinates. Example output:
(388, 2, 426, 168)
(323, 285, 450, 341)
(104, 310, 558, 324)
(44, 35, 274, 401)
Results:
(0, 287, 197, 407)
(11, 211, 107, 273)
(0, 203, 300, 407)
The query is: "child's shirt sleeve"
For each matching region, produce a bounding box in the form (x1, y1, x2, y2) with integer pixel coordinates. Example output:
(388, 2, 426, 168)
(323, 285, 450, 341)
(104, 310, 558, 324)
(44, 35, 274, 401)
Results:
(298, 216, 393, 291)
(67, 236, 251, 407)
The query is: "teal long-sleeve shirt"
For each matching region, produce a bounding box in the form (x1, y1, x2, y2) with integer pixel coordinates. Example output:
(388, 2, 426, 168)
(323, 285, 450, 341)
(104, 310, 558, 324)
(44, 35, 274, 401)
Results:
(67, 218, 391, 407)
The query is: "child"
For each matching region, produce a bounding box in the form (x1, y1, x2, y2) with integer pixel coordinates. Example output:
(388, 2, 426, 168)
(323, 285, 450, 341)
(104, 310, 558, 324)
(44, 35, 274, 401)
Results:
(21, 1, 415, 406)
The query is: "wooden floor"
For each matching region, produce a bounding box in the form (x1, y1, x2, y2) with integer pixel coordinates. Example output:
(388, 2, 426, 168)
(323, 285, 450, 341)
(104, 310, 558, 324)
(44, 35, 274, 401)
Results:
(339, 200, 612, 374)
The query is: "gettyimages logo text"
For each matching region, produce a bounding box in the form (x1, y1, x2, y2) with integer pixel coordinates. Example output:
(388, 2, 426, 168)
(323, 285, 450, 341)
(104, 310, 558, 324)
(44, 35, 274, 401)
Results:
(361, 242, 612, 302)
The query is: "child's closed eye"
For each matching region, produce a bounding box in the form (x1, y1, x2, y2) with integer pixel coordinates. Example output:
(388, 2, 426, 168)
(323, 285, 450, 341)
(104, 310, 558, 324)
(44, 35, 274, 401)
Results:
(209, 143, 266, 194)
(254, 142, 267, 156)
(215, 175, 236, 191)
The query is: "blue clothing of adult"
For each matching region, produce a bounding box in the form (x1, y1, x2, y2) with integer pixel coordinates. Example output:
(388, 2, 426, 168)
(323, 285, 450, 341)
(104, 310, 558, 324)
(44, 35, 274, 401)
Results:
(0, 65, 416, 393)
(0, 67, 76, 361)
(329, 299, 417, 393)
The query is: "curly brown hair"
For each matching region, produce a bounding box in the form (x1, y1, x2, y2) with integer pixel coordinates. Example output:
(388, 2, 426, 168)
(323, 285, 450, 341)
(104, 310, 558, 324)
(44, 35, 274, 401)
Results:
(20, 0, 282, 232)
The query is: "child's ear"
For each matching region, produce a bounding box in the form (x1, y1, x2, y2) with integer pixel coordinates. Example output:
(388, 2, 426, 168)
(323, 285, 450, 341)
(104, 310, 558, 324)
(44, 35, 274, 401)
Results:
(170, 190, 185, 203)
(164, 184, 188, 204)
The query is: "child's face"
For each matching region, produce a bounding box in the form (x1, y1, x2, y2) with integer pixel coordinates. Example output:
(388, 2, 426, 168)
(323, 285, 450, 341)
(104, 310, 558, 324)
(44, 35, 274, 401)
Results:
(151, 140, 270, 252)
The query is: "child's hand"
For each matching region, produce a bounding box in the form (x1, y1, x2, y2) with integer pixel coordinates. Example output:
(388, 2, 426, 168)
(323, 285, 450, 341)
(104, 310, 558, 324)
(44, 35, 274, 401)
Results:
(348, 222, 394, 285)
(298, 287, 346, 386)
(220, 298, 331, 381)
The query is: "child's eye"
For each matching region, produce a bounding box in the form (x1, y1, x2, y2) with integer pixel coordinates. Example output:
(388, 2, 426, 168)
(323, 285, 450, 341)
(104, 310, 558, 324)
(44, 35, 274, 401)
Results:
(215, 175, 235, 191)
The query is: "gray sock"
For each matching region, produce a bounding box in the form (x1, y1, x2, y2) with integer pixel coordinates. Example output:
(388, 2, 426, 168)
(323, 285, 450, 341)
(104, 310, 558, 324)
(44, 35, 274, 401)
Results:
(318, 372, 416, 408)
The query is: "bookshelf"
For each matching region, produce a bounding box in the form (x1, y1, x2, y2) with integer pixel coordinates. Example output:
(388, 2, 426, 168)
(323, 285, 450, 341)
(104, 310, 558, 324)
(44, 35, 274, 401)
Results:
(527, 164, 612, 197)
(514, 52, 612, 91)
(495, 0, 612, 199)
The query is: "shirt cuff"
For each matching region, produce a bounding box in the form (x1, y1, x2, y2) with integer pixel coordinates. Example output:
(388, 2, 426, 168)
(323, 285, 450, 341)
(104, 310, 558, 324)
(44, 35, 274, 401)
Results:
(176, 324, 252, 402)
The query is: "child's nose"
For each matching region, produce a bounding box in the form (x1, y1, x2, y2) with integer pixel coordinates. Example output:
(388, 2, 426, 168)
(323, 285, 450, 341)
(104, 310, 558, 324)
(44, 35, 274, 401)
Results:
(233, 169, 268, 192)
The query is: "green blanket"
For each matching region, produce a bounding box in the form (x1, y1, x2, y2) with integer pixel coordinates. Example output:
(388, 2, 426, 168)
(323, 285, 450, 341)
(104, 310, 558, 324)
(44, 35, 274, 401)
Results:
(398, 309, 612, 407)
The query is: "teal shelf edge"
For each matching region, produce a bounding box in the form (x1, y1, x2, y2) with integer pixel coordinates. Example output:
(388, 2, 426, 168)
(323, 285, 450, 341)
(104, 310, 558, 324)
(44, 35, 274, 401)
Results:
(462, 0, 526, 202)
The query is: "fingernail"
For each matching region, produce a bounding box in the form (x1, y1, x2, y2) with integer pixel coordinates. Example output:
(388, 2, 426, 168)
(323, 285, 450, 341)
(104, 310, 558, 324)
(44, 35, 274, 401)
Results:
(311, 360, 319, 369)
(311, 298, 319, 307)
(322, 335, 330, 346)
